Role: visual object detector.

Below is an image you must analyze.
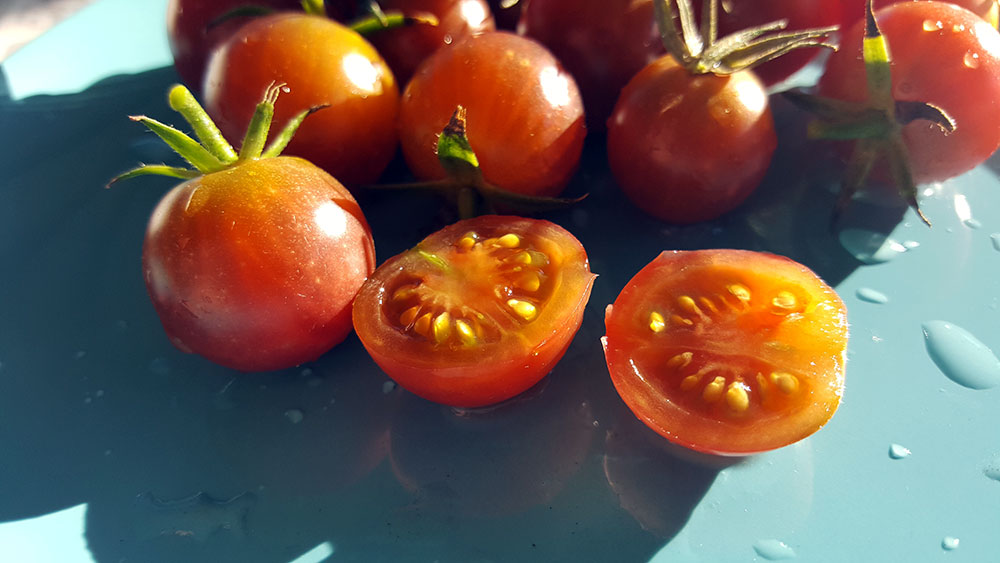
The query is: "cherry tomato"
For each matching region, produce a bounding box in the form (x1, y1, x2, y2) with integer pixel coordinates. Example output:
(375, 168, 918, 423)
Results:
(603, 249, 848, 456)
(399, 31, 586, 197)
(203, 13, 400, 186)
(367, 0, 495, 85)
(819, 1, 1000, 184)
(166, 0, 301, 92)
(144, 156, 376, 372)
(517, 0, 664, 129)
(352, 215, 595, 407)
(607, 55, 776, 224)
(840, 0, 999, 30)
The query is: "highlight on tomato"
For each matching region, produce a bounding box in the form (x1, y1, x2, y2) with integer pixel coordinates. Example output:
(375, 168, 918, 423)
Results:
(352, 215, 596, 408)
(839, 0, 1000, 31)
(111, 84, 375, 372)
(603, 249, 848, 456)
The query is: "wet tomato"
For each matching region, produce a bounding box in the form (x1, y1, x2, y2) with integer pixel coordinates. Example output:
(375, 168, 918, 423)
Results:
(399, 31, 586, 197)
(144, 157, 376, 372)
(840, 0, 999, 30)
(203, 13, 399, 186)
(603, 250, 848, 456)
(352, 215, 595, 407)
(819, 1, 1000, 184)
(607, 55, 776, 224)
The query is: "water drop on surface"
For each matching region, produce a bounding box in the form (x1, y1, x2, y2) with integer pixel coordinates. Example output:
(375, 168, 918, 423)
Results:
(983, 454, 1000, 481)
(990, 233, 1000, 251)
(889, 444, 911, 459)
(942, 536, 960, 551)
(922, 321, 1000, 389)
(963, 218, 982, 229)
(753, 539, 796, 560)
(964, 51, 981, 68)
(922, 19, 944, 31)
(838, 230, 909, 264)
(382, 381, 397, 394)
(856, 288, 889, 304)
(284, 409, 304, 424)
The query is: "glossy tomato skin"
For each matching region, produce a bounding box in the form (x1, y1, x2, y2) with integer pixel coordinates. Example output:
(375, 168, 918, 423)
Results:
(607, 55, 776, 224)
(820, 1, 1000, 184)
(367, 0, 495, 85)
(143, 157, 376, 372)
(203, 13, 400, 186)
(352, 215, 595, 407)
(517, 0, 664, 129)
(840, 0, 1000, 30)
(399, 31, 586, 197)
(603, 250, 848, 456)
(166, 0, 301, 92)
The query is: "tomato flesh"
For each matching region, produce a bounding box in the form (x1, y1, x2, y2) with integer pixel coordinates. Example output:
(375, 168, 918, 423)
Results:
(352, 216, 595, 407)
(143, 157, 376, 372)
(603, 250, 847, 455)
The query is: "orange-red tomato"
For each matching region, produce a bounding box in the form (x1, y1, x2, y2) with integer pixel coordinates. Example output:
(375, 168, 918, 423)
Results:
(144, 157, 375, 372)
(840, 0, 1000, 30)
(603, 249, 848, 456)
(399, 31, 586, 197)
(352, 215, 595, 407)
(203, 13, 399, 186)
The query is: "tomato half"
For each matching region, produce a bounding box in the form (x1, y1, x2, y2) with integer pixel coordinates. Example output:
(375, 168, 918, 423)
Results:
(603, 250, 848, 456)
(144, 156, 376, 372)
(352, 215, 595, 407)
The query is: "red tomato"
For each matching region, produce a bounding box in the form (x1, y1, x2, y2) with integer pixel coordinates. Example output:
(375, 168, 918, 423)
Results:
(607, 55, 776, 224)
(144, 156, 376, 372)
(166, 0, 301, 91)
(517, 0, 664, 129)
(399, 31, 586, 197)
(840, 0, 1000, 30)
(203, 13, 400, 186)
(367, 0, 495, 85)
(352, 215, 595, 407)
(819, 1, 1000, 184)
(603, 250, 848, 456)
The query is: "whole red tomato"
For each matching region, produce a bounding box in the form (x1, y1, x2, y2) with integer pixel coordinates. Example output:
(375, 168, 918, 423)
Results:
(399, 31, 586, 197)
(840, 0, 999, 30)
(517, 0, 664, 129)
(819, 1, 1000, 184)
(607, 55, 777, 224)
(203, 13, 400, 186)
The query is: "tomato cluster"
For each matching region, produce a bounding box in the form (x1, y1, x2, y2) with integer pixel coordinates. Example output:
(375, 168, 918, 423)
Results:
(111, 0, 1000, 455)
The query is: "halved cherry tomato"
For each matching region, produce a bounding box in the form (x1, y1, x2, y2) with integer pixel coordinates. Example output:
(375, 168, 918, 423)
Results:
(603, 249, 848, 456)
(352, 215, 595, 407)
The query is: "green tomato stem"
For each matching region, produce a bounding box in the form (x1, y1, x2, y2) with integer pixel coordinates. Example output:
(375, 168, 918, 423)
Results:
(300, 0, 326, 17)
(349, 10, 438, 36)
(238, 83, 284, 161)
(130, 115, 224, 173)
(862, 0, 894, 113)
(261, 105, 327, 159)
(168, 85, 237, 164)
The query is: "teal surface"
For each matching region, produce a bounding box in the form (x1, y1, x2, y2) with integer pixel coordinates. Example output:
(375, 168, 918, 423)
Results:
(2, 1, 999, 562)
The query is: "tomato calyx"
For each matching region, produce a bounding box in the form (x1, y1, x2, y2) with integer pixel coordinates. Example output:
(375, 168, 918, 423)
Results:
(109, 82, 322, 186)
(209, 1, 438, 39)
(365, 106, 586, 218)
(655, 0, 838, 75)
(785, 0, 956, 227)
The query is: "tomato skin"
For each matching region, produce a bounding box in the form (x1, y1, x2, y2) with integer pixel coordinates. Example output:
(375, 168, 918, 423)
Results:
(399, 31, 586, 197)
(517, 0, 664, 129)
(819, 1, 1000, 184)
(203, 14, 400, 186)
(607, 56, 776, 224)
(143, 157, 376, 372)
(603, 250, 848, 456)
(840, 0, 1000, 30)
(367, 0, 495, 85)
(352, 215, 595, 407)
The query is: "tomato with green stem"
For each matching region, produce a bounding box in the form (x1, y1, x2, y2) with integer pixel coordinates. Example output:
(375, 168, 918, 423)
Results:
(603, 249, 848, 456)
(112, 84, 375, 372)
(840, 0, 999, 30)
(352, 215, 595, 407)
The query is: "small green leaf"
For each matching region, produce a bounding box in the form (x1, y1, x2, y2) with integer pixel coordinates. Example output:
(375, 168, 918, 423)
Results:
(168, 85, 237, 164)
(130, 115, 225, 173)
(437, 106, 483, 185)
(107, 165, 199, 187)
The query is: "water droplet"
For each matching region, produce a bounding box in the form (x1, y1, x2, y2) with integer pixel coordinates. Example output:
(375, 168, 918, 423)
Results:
(983, 453, 1000, 481)
(839, 229, 910, 264)
(922, 321, 1000, 389)
(964, 51, 981, 68)
(923, 19, 944, 31)
(753, 539, 796, 560)
(990, 233, 1000, 251)
(902, 240, 920, 249)
(856, 288, 889, 304)
(942, 536, 960, 551)
(382, 380, 397, 394)
(889, 444, 911, 459)
(284, 409, 304, 424)
(964, 218, 982, 229)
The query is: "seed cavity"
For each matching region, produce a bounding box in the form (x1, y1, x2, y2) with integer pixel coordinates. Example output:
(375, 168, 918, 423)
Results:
(702, 375, 727, 402)
(649, 311, 666, 333)
(514, 272, 541, 292)
(771, 290, 798, 313)
(455, 319, 477, 346)
(510, 250, 533, 265)
(725, 381, 750, 413)
(497, 233, 521, 248)
(456, 231, 478, 250)
(399, 305, 421, 327)
(666, 351, 693, 369)
(677, 295, 704, 316)
(413, 312, 433, 337)
(671, 314, 694, 327)
(507, 298, 537, 321)
(432, 312, 452, 343)
(770, 371, 800, 394)
(726, 283, 751, 302)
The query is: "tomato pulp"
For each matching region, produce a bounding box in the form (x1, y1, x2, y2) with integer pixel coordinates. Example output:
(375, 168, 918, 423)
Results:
(603, 250, 848, 455)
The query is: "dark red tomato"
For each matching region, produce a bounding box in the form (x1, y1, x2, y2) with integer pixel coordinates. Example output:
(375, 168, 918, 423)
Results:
(697, 0, 843, 87)
(166, 0, 301, 92)
(203, 13, 400, 186)
(603, 250, 848, 456)
(144, 156, 376, 372)
(607, 55, 776, 224)
(517, 0, 664, 129)
(820, 1, 1000, 184)
(841, 0, 999, 30)
(399, 31, 586, 197)
(367, 0, 495, 85)
(352, 215, 595, 407)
